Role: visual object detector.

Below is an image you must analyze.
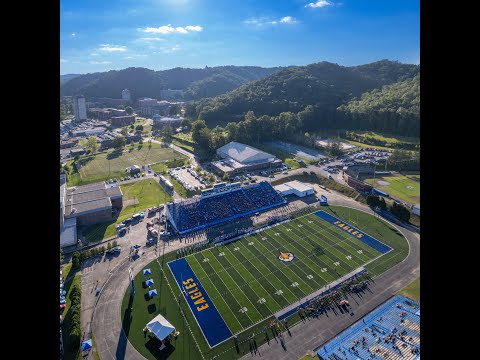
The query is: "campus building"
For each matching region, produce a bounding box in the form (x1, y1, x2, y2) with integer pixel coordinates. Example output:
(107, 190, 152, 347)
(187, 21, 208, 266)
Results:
(73, 95, 87, 122)
(152, 114, 183, 128)
(212, 141, 282, 176)
(60, 178, 124, 248)
(122, 88, 131, 101)
(274, 180, 315, 197)
(110, 115, 135, 126)
(342, 164, 374, 192)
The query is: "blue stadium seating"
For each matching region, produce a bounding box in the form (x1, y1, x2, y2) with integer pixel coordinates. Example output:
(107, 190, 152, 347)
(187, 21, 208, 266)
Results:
(317, 295, 420, 360)
(167, 182, 287, 235)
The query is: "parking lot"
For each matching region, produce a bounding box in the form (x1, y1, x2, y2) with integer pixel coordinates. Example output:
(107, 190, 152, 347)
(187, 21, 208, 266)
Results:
(168, 165, 211, 191)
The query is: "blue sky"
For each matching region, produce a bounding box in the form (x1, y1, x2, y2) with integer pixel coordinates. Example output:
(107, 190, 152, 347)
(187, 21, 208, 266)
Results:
(60, 0, 419, 75)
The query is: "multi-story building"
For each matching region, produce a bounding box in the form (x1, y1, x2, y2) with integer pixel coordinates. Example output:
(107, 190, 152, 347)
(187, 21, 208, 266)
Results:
(122, 88, 131, 101)
(110, 115, 135, 126)
(73, 95, 87, 122)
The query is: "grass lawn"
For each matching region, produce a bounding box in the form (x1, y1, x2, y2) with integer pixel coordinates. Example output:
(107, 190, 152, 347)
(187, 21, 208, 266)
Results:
(172, 139, 194, 153)
(66, 143, 186, 187)
(350, 131, 420, 145)
(174, 132, 193, 142)
(62, 264, 82, 360)
(364, 174, 420, 205)
(397, 276, 420, 302)
(344, 139, 393, 151)
(298, 354, 317, 360)
(82, 179, 173, 243)
(121, 206, 408, 360)
(285, 158, 305, 170)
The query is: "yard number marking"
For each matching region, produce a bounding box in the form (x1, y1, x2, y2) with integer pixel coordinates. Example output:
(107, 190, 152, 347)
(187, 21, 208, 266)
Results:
(218, 252, 225, 256)
(257, 298, 266, 304)
(202, 258, 209, 262)
(357, 250, 363, 254)
(234, 247, 240, 251)
(307, 274, 314, 280)
(291, 282, 299, 287)
(275, 289, 284, 296)
(321, 268, 327, 273)
(248, 242, 254, 246)
(334, 261, 340, 266)
(345, 255, 352, 260)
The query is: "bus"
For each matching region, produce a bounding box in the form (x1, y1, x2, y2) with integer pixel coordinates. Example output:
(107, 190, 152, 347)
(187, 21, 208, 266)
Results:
(164, 180, 174, 192)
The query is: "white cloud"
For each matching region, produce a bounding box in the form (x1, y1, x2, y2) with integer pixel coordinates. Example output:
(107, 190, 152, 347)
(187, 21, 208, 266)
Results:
(99, 44, 127, 52)
(143, 24, 203, 34)
(305, 0, 332, 8)
(160, 44, 181, 54)
(139, 37, 164, 41)
(90, 53, 99, 56)
(244, 16, 298, 27)
(60, 58, 68, 63)
(185, 25, 202, 32)
(89, 61, 112, 64)
(280, 16, 297, 24)
(70, 32, 76, 38)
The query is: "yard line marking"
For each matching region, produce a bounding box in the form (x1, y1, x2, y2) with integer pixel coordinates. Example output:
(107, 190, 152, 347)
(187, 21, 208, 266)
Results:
(188, 255, 244, 330)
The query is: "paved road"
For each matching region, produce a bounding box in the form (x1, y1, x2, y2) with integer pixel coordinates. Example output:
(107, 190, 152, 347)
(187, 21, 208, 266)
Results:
(90, 234, 208, 360)
(88, 179, 419, 360)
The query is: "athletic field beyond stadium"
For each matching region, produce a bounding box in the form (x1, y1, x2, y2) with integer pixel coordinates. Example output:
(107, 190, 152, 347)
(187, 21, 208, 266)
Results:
(168, 209, 392, 347)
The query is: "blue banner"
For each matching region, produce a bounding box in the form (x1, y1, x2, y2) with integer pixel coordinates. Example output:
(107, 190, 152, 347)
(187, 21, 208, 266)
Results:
(168, 258, 233, 347)
(314, 210, 392, 254)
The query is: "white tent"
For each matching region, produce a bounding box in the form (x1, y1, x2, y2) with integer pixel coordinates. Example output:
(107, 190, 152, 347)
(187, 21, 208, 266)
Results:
(145, 314, 175, 341)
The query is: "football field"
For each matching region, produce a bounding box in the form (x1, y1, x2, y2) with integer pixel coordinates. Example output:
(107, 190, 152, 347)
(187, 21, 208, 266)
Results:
(168, 210, 391, 346)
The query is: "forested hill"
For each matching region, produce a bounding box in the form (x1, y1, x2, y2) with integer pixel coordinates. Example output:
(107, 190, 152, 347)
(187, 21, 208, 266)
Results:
(337, 75, 420, 136)
(60, 74, 81, 85)
(191, 60, 419, 124)
(60, 66, 283, 100)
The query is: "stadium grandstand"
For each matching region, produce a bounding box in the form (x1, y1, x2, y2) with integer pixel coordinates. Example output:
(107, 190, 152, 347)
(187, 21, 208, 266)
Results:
(166, 181, 286, 235)
(317, 295, 420, 360)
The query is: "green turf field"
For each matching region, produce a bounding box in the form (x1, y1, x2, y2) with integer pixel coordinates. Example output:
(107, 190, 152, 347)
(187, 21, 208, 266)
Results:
(121, 206, 409, 360)
(66, 143, 187, 186)
(364, 174, 420, 204)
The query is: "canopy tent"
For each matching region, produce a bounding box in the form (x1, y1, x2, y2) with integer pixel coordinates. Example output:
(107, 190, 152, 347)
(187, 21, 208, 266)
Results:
(81, 339, 92, 351)
(133, 244, 141, 250)
(143, 269, 151, 275)
(145, 279, 154, 287)
(145, 314, 175, 342)
(148, 289, 158, 298)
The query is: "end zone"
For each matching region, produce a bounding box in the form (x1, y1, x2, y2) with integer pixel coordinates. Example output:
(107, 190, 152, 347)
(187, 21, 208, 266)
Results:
(314, 210, 392, 254)
(167, 258, 233, 348)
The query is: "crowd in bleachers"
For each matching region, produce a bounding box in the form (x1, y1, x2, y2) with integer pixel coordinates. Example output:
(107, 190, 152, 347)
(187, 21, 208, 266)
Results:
(167, 182, 286, 234)
(317, 295, 420, 360)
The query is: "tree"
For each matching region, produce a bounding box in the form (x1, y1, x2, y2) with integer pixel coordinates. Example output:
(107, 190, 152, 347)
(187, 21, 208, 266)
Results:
(72, 251, 80, 269)
(85, 136, 99, 154)
(112, 135, 126, 149)
(169, 104, 181, 116)
(161, 125, 173, 140)
(222, 173, 230, 182)
(112, 240, 118, 247)
(125, 106, 134, 115)
(60, 248, 64, 264)
(208, 175, 216, 184)
(191, 120, 208, 143)
(107, 242, 112, 250)
(118, 105, 125, 110)
(181, 118, 191, 128)
(129, 123, 134, 129)
(120, 127, 129, 136)
(135, 124, 144, 132)
(390, 202, 411, 222)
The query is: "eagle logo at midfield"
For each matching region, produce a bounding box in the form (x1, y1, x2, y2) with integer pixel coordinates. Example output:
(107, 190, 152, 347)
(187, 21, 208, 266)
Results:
(278, 251, 294, 262)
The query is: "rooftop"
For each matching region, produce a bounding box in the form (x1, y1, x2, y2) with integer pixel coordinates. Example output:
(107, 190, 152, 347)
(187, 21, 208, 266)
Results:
(217, 141, 276, 165)
(60, 217, 77, 247)
(283, 180, 313, 192)
(64, 183, 122, 217)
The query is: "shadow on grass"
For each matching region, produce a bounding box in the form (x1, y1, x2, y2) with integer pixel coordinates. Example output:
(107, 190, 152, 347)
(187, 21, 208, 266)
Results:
(107, 149, 123, 160)
(145, 336, 175, 359)
(82, 218, 119, 244)
(147, 304, 157, 314)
